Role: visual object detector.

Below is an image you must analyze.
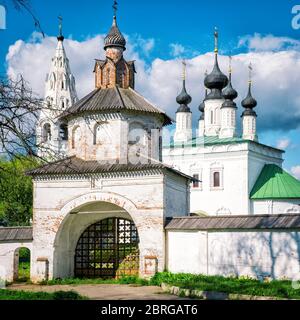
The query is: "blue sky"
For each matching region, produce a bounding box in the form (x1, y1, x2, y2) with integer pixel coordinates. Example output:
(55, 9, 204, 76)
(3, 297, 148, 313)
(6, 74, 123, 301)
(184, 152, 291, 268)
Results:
(1, 0, 300, 175)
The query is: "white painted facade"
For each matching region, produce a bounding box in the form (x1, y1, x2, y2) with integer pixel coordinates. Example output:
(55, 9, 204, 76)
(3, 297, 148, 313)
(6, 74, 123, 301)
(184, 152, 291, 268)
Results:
(163, 140, 285, 215)
(167, 229, 300, 280)
(0, 241, 32, 283)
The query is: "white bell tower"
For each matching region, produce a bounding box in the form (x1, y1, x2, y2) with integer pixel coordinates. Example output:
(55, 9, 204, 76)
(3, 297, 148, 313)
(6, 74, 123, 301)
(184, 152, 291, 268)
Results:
(37, 17, 78, 159)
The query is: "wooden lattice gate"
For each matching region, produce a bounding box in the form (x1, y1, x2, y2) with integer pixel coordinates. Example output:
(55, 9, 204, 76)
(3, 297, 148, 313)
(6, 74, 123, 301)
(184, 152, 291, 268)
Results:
(74, 218, 139, 278)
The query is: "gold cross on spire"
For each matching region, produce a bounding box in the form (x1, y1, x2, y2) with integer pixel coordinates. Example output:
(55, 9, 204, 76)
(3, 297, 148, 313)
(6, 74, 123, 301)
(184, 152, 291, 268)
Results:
(113, 0, 118, 16)
(214, 27, 218, 54)
(182, 60, 187, 81)
(58, 15, 63, 36)
(248, 62, 253, 84)
(229, 56, 232, 74)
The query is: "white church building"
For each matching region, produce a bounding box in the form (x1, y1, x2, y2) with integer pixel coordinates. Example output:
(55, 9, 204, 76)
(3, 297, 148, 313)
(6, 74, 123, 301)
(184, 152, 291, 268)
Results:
(1, 9, 300, 284)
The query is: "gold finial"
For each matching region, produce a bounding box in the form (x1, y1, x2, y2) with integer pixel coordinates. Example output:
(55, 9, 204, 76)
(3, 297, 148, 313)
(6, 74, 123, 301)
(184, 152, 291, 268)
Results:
(58, 15, 63, 37)
(229, 56, 232, 74)
(182, 60, 187, 81)
(214, 27, 218, 54)
(248, 62, 253, 84)
(113, 0, 118, 16)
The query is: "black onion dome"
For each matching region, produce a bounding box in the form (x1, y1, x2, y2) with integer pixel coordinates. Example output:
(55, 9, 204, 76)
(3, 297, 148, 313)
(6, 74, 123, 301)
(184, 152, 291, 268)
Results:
(223, 74, 238, 100)
(242, 83, 257, 116)
(176, 80, 192, 113)
(204, 54, 228, 91)
(222, 73, 238, 109)
(104, 16, 126, 50)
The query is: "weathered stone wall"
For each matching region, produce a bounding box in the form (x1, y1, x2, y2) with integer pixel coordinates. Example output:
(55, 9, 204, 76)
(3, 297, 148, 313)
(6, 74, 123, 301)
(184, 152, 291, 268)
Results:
(31, 169, 189, 282)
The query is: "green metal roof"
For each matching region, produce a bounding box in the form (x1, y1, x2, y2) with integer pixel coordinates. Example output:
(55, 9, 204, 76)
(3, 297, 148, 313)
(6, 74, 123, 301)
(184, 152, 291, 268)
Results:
(250, 164, 300, 200)
(163, 136, 283, 152)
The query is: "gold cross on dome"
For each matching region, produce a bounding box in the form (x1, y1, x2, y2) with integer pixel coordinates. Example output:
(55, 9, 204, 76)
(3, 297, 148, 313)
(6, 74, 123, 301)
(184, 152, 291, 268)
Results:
(113, 0, 118, 16)
(58, 15, 63, 36)
(248, 62, 253, 83)
(214, 27, 218, 53)
(182, 60, 187, 80)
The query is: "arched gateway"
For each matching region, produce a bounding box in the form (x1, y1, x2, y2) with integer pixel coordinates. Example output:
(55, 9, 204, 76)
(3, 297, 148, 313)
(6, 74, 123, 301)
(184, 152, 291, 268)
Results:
(74, 218, 139, 278)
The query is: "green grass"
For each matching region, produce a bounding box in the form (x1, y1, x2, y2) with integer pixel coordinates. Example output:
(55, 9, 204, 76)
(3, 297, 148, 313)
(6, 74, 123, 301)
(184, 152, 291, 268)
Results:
(149, 272, 300, 299)
(0, 289, 86, 300)
(41, 275, 149, 286)
(17, 262, 30, 282)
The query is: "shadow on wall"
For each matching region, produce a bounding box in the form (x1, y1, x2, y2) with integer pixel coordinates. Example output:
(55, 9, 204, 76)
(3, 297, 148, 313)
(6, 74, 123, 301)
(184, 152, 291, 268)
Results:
(209, 231, 300, 281)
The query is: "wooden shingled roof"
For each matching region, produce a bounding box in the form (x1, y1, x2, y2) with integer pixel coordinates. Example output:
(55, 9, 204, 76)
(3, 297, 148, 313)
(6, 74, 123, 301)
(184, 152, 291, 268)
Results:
(165, 214, 300, 230)
(59, 87, 172, 126)
(0, 227, 33, 242)
(26, 156, 195, 181)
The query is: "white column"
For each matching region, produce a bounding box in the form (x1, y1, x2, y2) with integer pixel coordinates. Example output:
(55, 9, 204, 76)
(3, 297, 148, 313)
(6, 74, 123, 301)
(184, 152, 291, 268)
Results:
(174, 112, 192, 143)
(219, 107, 236, 138)
(242, 115, 258, 141)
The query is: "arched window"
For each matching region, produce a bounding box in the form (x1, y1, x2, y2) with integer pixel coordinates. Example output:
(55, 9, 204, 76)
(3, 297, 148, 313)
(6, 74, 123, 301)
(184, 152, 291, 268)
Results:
(61, 81, 64, 90)
(61, 100, 65, 109)
(59, 124, 68, 141)
(42, 123, 51, 142)
(49, 73, 56, 90)
(213, 172, 220, 188)
(93, 122, 111, 145)
(72, 126, 81, 149)
(211, 110, 214, 124)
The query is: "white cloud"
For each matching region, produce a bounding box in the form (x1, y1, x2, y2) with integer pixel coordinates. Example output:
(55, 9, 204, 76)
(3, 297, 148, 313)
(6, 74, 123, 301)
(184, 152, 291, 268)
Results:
(6, 33, 300, 132)
(169, 43, 185, 57)
(276, 138, 291, 150)
(238, 33, 300, 52)
(291, 166, 300, 180)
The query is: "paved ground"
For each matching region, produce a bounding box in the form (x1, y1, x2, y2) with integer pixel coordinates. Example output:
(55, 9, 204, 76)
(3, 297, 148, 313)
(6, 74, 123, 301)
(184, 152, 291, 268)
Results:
(8, 283, 191, 300)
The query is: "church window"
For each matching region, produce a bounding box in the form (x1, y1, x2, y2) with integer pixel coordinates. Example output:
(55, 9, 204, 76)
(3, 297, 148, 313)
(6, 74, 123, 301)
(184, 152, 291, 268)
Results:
(93, 122, 111, 145)
(59, 124, 68, 141)
(192, 174, 199, 188)
(210, 163, 224, 190)
(211, 110, 214, 124)
(213, 172, 220, 187)
(61, 100, 65, 109)
(42, 123, 51, 142)
(72, 126, 81, 149)
(61, 81, 64, 90)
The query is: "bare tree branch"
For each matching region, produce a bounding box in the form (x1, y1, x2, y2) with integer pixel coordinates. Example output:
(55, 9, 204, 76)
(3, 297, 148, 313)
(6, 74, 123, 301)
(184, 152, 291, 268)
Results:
(11, 0, 45, 37)
(0, 76, 63, 165)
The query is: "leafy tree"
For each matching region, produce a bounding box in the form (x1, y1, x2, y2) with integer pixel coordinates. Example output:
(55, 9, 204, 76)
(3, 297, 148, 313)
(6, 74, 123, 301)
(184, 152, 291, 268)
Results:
(0, 157, 38, 226)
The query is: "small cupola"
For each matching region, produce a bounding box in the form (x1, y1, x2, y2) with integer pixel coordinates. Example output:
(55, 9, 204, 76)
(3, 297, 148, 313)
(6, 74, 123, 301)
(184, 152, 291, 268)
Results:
(222, 57, 238, 109)
(176, 61, 192, 113)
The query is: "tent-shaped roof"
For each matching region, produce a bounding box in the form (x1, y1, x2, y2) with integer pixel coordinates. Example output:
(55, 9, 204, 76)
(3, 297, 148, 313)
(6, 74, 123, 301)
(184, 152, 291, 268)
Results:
(250, 164, 300, 200)
(59, 87, 172, 126)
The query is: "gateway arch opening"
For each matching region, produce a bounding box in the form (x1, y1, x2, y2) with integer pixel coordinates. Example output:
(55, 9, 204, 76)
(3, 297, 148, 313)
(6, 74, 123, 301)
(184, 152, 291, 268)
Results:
(74, 217, 139, 278)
